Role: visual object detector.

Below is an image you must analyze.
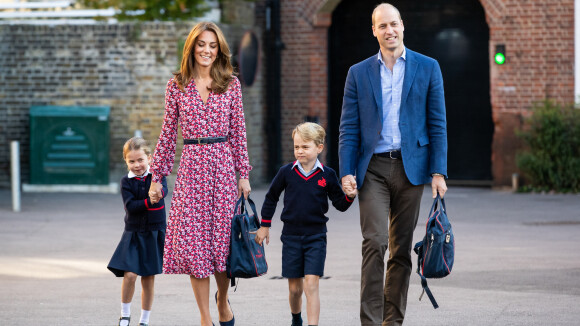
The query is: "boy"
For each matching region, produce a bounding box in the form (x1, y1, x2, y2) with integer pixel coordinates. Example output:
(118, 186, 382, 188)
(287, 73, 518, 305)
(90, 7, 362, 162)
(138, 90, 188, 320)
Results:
(255, 122, 357, 326)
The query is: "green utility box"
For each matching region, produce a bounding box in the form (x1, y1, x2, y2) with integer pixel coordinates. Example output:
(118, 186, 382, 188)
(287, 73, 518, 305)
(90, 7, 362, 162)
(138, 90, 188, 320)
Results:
(29, 106, 110, 185)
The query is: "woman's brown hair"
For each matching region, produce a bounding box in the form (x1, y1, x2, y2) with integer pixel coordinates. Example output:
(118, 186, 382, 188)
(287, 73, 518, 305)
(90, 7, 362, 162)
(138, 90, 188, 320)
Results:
(174, 22, 234, 94)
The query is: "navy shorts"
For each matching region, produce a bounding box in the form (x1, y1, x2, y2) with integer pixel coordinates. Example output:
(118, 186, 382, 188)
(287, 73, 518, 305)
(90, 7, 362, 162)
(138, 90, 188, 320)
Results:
(281, 233, 327, 278)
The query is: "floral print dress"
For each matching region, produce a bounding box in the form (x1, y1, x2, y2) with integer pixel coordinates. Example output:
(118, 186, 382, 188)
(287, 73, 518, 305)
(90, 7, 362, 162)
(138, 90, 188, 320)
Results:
(151, 76, 251, 278)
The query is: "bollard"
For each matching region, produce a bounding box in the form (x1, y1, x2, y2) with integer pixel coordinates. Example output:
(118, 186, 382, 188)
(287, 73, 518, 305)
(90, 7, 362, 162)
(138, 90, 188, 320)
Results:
(11, 141, 21, 212)
(512, 173, 519, 193)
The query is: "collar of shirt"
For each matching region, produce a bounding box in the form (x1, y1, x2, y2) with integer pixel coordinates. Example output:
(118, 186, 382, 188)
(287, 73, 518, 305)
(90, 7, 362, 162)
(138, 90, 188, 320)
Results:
(292, 159, 324, 177)
(128, 168, 151, 179)
(377, 47, 406, 66)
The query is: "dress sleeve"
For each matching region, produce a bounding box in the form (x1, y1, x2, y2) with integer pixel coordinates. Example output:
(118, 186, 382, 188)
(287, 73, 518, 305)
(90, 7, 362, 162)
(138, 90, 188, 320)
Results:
(228, 77, 252, 179)
(151, 79, 179, 183)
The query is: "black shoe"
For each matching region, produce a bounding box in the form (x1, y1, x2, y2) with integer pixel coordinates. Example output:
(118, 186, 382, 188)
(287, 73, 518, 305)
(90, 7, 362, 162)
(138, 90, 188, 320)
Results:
(215, 291, 235, 326)
(118, 316, 130, 326)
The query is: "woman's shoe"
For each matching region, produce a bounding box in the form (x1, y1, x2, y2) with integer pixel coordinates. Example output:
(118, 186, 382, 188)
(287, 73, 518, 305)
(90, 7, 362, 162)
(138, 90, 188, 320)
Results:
(118, 316, 130, 326)
(215, 291, 235, 326)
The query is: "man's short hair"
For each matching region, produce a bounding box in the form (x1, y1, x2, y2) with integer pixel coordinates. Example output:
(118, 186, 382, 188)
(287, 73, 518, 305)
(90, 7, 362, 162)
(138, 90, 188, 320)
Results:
(372, 3, 402, 25)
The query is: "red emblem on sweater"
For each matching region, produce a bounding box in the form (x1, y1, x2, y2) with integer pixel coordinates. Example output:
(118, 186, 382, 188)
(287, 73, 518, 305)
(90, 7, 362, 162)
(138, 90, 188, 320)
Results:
(318, 177, 326, 187)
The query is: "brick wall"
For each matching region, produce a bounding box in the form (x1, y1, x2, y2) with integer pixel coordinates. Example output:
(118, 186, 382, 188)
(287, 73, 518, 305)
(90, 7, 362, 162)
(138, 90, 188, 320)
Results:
(2, 0, 574, 188)
(483, 0, 574, 185)
(278, 0, 332, 165)
(0, 22, 266, 189)
(271, 0, 574, 186)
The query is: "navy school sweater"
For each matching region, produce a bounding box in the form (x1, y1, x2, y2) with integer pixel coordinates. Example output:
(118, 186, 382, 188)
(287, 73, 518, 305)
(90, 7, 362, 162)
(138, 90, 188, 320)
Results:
(121, 174, 168, 232)
(260, 162, 354, 235)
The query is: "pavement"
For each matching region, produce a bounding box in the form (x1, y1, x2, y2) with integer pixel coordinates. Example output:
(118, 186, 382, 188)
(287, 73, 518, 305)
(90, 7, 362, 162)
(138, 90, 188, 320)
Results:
(0, 186, 579, 325)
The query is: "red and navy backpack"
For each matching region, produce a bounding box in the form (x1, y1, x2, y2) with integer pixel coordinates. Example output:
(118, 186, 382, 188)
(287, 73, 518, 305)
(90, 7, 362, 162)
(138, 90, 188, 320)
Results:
(413, 194, 455, 309)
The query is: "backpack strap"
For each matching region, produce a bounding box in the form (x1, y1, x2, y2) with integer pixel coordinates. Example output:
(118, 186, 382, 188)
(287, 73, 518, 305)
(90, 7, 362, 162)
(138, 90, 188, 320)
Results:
(418, 274, 439, 309)
(230, 277, 239, 292)
(414, 241, 439, 309)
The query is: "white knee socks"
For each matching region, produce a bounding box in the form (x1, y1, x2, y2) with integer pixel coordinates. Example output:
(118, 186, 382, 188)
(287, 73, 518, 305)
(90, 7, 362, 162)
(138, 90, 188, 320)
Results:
(140, 309, 151, 323)
(121, 302, 131, 317)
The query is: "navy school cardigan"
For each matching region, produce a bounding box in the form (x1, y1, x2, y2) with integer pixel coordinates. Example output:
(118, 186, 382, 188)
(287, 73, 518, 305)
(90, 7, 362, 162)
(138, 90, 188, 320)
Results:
(260, 162, 354, 235)
(121, 174, 168, 232)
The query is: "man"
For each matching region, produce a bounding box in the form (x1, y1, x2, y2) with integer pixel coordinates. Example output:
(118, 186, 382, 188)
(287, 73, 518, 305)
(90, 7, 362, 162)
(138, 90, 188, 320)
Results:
(339, 3, 448, 326)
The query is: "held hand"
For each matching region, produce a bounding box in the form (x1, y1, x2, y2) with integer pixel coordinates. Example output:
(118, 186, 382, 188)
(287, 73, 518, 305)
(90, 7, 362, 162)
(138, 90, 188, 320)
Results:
(344, 186, 358, 199)
(254, 226, 270, 245)
(238, 178, 251, 199)
(341, 175, 357, 194)
(148, 182, 163, 204)
(431, 175, 448, 198)
(342, 181, 358, 198)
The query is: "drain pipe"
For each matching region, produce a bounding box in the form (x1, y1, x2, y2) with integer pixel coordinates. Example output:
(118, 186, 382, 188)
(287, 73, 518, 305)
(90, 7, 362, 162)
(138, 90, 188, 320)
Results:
(265, 0, 284, 178)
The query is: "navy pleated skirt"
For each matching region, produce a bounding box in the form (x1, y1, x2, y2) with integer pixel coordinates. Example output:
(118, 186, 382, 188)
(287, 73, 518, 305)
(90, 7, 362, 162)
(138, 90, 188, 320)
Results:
(107, 229, 165, 277)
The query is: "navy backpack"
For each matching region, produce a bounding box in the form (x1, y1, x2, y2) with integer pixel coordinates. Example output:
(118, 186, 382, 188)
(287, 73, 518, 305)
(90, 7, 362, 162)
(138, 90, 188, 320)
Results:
(226, 196, 268, 287)
(413, 194, 454, 309)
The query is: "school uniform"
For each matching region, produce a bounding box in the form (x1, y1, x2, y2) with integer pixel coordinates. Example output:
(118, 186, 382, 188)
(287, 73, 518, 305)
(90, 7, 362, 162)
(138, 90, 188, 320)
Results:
(260, 160, 354, 278)
(107, 170, 168, 277)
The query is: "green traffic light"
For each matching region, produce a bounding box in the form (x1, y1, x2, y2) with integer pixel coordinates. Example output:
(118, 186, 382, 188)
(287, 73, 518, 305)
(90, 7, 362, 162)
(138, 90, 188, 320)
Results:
(495, 52, 505, 65)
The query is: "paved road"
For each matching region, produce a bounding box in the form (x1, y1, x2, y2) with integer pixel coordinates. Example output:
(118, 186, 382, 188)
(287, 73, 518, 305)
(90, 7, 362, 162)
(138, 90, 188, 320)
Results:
(1, 187, 579, 325)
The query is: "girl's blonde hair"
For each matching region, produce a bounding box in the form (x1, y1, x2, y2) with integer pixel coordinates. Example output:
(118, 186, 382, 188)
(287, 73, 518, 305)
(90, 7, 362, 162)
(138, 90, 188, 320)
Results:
(292, 122, 326, 146)
(173, 21, 234, 94)
(122, 137, 152, 160)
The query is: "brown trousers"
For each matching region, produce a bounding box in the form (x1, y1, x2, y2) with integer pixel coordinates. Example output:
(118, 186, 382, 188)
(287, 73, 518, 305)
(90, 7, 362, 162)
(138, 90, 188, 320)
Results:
(359, 156, 424, 326)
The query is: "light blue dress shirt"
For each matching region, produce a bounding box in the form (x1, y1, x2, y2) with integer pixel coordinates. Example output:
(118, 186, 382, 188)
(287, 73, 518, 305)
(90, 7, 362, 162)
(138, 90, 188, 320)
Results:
(374, 48, 406, 153)
(293, 159, 324, 177)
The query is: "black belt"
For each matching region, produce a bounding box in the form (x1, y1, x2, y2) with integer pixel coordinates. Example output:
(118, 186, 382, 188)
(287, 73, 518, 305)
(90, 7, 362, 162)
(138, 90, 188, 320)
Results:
(184, 137, 227, 145)
(374, 150, 401, 159)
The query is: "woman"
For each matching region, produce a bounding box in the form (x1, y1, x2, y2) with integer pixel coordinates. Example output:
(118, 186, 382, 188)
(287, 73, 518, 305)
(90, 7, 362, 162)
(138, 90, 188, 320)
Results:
(148, 22, 251, 326)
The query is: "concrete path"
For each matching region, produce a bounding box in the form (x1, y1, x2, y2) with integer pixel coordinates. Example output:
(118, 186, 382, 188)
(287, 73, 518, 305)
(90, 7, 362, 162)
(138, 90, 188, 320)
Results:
(0, 187, 579, 325)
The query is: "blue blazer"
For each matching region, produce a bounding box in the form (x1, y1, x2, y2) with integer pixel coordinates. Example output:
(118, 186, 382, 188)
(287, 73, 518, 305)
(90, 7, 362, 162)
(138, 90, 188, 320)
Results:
(339, 48, 447, 188)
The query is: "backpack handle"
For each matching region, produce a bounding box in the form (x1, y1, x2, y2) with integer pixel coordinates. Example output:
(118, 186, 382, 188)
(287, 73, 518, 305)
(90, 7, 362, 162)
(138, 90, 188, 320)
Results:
(430, 193, 447, 215)
(234, 195, 259, 220)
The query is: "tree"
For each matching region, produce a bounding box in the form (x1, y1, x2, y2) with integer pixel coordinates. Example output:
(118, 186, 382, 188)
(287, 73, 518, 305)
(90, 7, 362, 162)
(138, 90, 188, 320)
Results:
(79, 0, 211, 21)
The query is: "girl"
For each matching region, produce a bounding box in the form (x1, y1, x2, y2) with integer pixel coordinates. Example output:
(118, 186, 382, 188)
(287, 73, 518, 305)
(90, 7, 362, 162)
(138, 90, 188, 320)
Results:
(108, 137, 168, 326)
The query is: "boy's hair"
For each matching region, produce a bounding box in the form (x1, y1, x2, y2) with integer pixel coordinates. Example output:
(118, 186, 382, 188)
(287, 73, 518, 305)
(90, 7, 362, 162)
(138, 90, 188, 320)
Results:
(122, 137, 152, 160)
(292, 122, 326, 146)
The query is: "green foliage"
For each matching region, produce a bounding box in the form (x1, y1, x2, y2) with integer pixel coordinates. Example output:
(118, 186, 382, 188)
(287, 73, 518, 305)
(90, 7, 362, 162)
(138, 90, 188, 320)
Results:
(80, 0, 210, 21)
(177, 38, 186, 69)
(516, 100, 580, 193)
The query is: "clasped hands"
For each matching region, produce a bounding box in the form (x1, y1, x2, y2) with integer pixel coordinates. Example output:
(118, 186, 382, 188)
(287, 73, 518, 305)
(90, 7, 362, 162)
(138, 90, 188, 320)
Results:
(341, 175, 358, 198)
(149, 182, 163, 204)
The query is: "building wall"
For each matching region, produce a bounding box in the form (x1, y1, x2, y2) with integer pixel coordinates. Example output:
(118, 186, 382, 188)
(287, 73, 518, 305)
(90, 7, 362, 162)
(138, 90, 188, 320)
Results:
(277, 0, 332, 165)
(0, 22, 266, 189)
(483, 0, 574, 185)
(273, 0, 574, 185)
